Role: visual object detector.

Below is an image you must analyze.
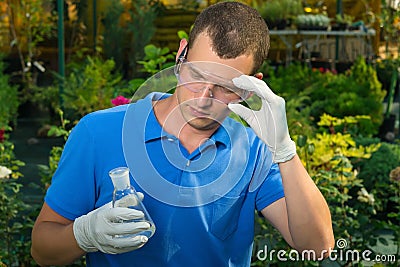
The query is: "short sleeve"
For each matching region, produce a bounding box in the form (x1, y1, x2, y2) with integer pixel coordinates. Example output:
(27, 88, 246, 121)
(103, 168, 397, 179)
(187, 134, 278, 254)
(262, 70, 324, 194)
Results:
(44, 117, 97, 220)
(255, 163, 284, 211)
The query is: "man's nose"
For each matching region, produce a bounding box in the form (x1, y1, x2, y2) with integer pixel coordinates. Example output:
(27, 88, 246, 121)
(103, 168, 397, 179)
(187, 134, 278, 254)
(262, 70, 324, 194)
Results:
(196, 84, 214, 106)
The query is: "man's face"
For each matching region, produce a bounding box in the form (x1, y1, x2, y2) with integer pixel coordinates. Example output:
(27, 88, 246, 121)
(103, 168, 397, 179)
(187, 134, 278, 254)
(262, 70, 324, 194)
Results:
(176, 33, 254, 131)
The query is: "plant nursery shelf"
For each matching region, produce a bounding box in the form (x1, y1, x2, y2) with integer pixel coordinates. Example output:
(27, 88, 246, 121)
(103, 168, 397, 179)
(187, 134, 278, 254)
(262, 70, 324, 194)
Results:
(269, 29, 376, 66)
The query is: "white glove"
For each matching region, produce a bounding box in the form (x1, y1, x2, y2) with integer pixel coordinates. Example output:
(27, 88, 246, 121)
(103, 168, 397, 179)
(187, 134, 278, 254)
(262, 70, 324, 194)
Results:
(73, 197, 150, 254)
(228, 75, 296, 163)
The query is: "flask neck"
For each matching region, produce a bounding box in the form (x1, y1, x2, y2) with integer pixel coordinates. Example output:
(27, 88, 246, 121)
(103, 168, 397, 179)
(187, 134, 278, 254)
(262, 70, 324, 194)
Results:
(109, 167, 131, 190)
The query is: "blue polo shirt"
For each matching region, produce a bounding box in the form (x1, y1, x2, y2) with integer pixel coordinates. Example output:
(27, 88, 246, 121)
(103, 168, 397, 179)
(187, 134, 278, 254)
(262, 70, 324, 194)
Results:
(45, 92, 284, 267)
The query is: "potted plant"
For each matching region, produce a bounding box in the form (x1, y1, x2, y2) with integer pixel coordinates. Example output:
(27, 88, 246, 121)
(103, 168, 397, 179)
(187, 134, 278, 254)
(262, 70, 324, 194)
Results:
(253, 0, 303, 30)
(295, 14, 330, 31)
(331, 13, 354, 31)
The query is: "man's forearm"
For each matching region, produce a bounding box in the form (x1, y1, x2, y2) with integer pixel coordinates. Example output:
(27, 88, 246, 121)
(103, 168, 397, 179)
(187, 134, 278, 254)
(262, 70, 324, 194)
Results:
(279, 154, 335, 254)
(31, 221, 85, 266)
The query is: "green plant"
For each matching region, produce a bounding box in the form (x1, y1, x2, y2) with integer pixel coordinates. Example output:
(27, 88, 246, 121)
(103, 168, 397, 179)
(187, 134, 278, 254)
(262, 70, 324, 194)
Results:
(102, 0, 126, 70)
(0, 56, 19, 130)
(33, 110, 86, 267)
(61, 56, 125, 118)
(378, 0, 400, 58)
(266, 62, 320, 97)
(387, 167, 400, 258)
(334, 13, 354, 25)
(266, 60, 385, 136)
(349, 57, 386, 123)
(296, 115, 385, 264)
(100, 0, 162, 78)
(252, 114, 382, 266)
(303, 58, 385, 134)
(254, 0, 285, 22)
(137, 44, 175, 75)
(6, 0, 56, 101)
(253, 0, 303, 23)
(298, 114, 380, 173)
(295, 14, 330, 28)
(0, 141, 34, 266)
(356, 142, 400, 216)
(38, 109, 71, 193)
(266, 63, 322, 137)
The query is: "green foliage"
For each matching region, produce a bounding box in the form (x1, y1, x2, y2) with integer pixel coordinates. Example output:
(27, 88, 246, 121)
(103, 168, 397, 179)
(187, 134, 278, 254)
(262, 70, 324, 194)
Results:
(29, 79, 60, 119)
(297, 116, 385, 262)
(102, 0, 162, 78)
(266, 63, 319, 136)
(137, 44, 175, 75)
(335, 13, 354, 25)
(38, 145, 63, 193)
(0, 57, 19, 130)
(317, 113, 376, 138)
(62, 56, 125, 118)
(38, 109, 71, 191)
(253, 114, 386, 266)
(266, 63, 319, 97)
(252, 0, 303, 22)
(295, 14, 331, 28)
(267, 59, 386, 136)
(379, 0, 400, 57)
(387, 167, 400, 257)
(252, 212, 292, 266)
(356, 142, 400, 219)
(307, 58, 385, 132)
(102, 0, 126, 69)
(298, 114, 380, 176)
(7, 0, 56, 100)
(177, 30, 189, 40)
(47, 109, 71, 141)
(0, 141, 34, 266)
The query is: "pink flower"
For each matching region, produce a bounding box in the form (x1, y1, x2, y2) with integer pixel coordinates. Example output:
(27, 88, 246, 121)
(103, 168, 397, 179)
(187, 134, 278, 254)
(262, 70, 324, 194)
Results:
(111, 96, 130, 106)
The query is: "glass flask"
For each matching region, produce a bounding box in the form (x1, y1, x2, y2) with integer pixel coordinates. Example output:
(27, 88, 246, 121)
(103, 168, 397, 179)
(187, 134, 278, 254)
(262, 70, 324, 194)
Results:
(109, 167, 156, 239)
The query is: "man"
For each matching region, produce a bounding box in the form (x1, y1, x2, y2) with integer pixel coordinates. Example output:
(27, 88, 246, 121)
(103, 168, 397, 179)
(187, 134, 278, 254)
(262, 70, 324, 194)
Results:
(31, 2, 334, 266)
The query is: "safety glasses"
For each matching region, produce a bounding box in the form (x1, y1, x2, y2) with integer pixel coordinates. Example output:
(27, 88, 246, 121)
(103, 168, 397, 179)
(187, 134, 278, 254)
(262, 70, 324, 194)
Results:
(174, 46, 250, 104)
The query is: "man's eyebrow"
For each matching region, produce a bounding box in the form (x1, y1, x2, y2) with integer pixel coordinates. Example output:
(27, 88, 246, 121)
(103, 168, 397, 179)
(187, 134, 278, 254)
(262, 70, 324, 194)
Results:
(190, 63, 233, 81)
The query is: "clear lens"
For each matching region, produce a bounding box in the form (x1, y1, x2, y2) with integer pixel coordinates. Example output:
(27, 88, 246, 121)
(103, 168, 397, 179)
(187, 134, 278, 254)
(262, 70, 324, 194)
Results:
(175, 60, 249, 103)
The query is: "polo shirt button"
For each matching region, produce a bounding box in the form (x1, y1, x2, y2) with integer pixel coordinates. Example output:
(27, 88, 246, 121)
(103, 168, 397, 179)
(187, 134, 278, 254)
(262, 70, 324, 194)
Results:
(167, 137, 175, 142)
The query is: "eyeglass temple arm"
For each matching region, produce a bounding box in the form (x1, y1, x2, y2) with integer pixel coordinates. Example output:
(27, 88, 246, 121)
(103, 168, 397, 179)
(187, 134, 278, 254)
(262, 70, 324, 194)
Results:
(176, 45, 188, 64)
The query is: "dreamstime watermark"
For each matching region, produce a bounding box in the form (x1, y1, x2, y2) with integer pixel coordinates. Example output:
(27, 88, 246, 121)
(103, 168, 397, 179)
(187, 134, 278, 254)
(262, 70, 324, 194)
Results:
(256, 238, 398, 263)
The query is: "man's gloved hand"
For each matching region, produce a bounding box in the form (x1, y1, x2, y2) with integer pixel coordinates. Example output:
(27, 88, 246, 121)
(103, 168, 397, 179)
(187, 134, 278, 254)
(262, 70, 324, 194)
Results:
(228, 75, 296, 163)
(73, 196, 150, 254)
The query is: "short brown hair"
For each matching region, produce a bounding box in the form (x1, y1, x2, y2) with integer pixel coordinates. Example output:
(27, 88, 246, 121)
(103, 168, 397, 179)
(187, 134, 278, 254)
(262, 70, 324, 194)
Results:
(189, 1, 270, 73)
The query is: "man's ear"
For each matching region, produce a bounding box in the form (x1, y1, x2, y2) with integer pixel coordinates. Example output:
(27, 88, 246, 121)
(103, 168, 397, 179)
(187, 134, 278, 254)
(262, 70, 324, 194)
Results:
(254, 72, 263, 80)
(176, 39, 188, 63)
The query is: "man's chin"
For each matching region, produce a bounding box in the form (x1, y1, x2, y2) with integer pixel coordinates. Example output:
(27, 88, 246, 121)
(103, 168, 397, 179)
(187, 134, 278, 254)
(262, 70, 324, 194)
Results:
(187, 117, 221, 131)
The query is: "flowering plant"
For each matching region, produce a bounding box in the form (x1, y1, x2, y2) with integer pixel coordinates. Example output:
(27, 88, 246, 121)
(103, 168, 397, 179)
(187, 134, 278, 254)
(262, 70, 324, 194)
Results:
(111, 95, 131, 106)
(0, 141, 33, 266)
(0, 165, 11, 179)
